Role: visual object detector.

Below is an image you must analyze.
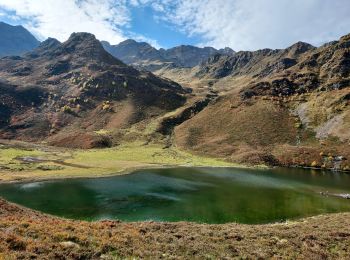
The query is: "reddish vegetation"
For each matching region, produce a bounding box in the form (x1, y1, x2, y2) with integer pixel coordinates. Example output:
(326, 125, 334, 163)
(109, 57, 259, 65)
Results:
(1, 199, 350, 259)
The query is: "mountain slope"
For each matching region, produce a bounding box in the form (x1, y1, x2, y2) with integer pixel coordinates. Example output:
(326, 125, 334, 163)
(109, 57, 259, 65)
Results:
(0, 22, 40, 57)
(172, 34, 350, 169)
(0, 33, 187, 148)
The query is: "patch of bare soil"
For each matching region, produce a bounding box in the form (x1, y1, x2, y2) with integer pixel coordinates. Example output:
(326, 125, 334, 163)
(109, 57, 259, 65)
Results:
(48, 132, 112, 149)
(1, 198, 350, 259)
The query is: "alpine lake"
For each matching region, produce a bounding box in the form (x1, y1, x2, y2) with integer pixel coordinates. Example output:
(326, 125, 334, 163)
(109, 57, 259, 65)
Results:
(1, 167, 350, 224)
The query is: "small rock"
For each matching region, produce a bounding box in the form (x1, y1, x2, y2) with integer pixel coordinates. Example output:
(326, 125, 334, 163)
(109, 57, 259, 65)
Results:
(277, 239, 288, 246)
(60, 241, 80, 249)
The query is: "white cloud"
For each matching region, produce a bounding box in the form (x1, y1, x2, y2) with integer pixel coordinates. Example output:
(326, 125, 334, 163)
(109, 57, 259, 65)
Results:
(147, 0, 350, 51)
(0, 0, 130, 43)
(126, 32, 162, 49)
(0, 0, 349, 51)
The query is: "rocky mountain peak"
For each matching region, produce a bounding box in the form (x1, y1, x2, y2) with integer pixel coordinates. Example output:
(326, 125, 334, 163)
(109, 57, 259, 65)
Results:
(41, 37, 61, 46)
(102, 39, 160, 65)
(219, 47, 235, 56)
(0, 21, 40, 57)
(55, 33, 124, 66)
(36, 38, 61, 52)
(25, 37, 61, 58)
(63, 32, 103, 52)
(338, 33, 350, 49)
(0, 22, 29, 34)
(119, 39, 151, 48)
(285, 41, 315, 57)
(119, 39, 137, 45)
(340, 33, 350, 43)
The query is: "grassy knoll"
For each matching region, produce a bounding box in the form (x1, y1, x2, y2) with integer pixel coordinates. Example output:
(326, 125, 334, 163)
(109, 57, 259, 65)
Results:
(0, 141, 236, 182)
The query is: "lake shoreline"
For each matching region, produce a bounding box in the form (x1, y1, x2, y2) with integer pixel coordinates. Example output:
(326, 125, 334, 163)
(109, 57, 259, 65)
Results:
(0, 139, 252, 184)
(2, 139, 349, 185)
(2, 162, 350, 185)
(0, 164, 264, 184)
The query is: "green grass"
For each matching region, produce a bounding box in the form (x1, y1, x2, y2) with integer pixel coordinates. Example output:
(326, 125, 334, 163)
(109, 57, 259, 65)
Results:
(94, 129, 112, 135)
(0, 146, 75, 180)
(72, 141, 234, 167)
(0, 147, 45, 164)
(0, 142, 237, 182)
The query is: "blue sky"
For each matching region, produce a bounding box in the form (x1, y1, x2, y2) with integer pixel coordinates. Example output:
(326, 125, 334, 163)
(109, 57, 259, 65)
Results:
(0, 0, 350, 51)
(127, 5, 201, 48)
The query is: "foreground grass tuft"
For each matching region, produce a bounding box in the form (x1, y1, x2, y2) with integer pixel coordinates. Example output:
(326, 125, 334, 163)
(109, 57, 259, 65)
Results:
(1, 198, 350, 259)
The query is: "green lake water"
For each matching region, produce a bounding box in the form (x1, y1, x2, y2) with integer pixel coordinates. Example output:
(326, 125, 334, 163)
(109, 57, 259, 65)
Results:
(0, 167, 350, 224)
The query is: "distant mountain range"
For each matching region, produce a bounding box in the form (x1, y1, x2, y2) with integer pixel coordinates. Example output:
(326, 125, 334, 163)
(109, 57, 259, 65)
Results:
(0, 22, 40, 57)
(0, 21, 234, 70)
(102, 39, 235, 71)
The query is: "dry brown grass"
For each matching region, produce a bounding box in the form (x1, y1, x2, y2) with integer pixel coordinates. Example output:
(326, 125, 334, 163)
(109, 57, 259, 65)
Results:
(175, 96, 299, 164)
(174, 89, 350, 169)
(1, 198, 350, 259)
